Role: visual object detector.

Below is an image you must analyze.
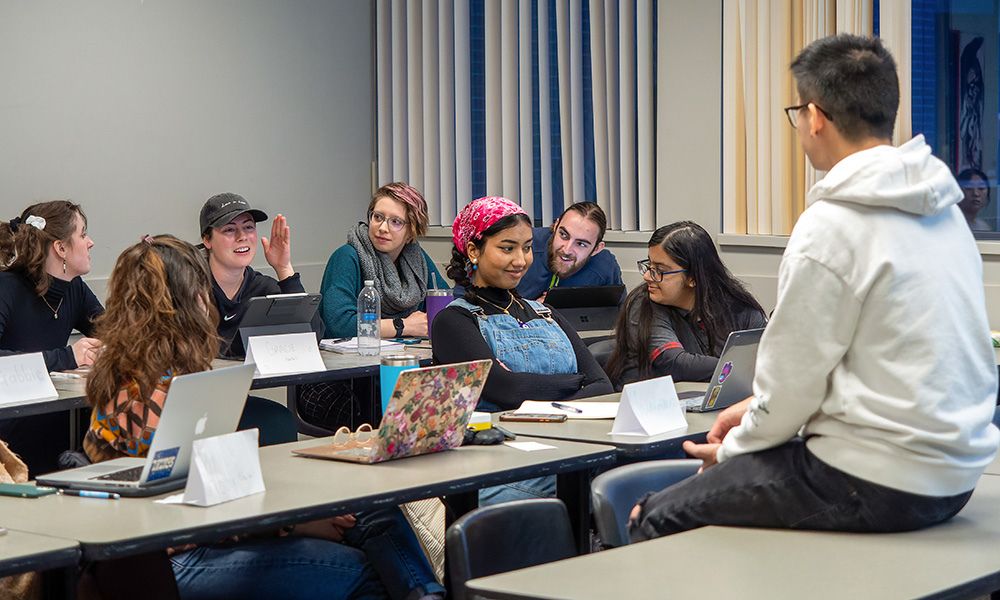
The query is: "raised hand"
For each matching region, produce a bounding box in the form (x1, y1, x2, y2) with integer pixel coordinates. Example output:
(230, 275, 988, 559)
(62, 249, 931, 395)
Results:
(261, 214, 294, 280)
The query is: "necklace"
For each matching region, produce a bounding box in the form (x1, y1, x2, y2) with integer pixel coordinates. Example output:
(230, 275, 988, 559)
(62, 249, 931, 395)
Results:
(41, 295, 64, 320)
(478, 291, 530, 328)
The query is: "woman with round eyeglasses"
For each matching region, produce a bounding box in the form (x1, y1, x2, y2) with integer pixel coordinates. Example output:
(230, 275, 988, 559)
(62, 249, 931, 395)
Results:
(319, 182, 447, 339)
(605, 221, 767, 388)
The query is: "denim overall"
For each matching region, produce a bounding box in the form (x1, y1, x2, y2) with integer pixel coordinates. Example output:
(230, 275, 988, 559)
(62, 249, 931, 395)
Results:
(451, 297, 575, 504)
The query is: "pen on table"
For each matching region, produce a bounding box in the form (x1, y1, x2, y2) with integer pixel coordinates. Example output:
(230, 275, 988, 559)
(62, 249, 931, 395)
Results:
(49, 372, 82, 380)
(551, 401, 583, 414)
(58, 489, 120, 500)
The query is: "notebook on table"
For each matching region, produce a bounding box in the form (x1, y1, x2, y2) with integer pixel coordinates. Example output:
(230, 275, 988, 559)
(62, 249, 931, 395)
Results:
(37, 364, 255, 497)
(293, 359, 492, 464)
(680, 328, 764, 413)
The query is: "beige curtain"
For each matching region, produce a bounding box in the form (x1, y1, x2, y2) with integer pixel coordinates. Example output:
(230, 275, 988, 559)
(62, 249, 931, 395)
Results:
(723, 0, 912, 235)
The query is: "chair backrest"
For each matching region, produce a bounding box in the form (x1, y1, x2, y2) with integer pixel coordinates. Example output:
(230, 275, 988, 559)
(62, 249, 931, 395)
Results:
(446, 498, 577, 600)
(586, 337, 616, 371)
(591, 459, 701, 548)
(239, 396, 299, 446)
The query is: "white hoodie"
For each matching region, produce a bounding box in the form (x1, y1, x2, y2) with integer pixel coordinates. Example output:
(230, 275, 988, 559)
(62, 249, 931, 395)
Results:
(717, 136, 1000, 496)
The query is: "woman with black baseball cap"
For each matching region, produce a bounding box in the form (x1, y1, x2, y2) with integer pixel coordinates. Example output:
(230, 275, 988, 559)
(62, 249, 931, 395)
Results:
(199, 192, 304, 357)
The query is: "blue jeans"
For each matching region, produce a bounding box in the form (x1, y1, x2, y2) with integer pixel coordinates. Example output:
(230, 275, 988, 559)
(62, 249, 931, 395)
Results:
(170, 536, 388, 600)
(479, 475, 557, 506)
(630, 439, 974, 542)
(344, 508, 444, 599)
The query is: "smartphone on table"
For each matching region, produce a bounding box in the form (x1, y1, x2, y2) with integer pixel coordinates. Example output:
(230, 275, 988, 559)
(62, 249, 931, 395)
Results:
(0, 483, 58, 498)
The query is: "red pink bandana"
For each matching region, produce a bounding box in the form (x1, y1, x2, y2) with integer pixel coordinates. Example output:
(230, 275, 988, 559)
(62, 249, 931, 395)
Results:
(452, 196, 527, 256)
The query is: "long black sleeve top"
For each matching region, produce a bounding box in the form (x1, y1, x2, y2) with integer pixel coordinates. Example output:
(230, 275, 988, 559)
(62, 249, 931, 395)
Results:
(431, 286, 613, 410)
(617, 300, 767, 386)
(0, 272, 104, 371)
(211, 266, 306, 358)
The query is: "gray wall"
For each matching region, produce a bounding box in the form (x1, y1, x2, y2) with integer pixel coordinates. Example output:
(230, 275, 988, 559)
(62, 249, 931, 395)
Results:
(0, 0, 373, 298)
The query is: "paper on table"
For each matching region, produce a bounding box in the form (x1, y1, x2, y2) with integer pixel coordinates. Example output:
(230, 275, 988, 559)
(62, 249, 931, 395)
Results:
(154, 429, 264, 507)
(514, 400, 619, 419)
(610, 375, 688, 436)
(505, 441, 556, 451)
(245, 332, 326, 377)
(0, 353, 58, 406)
(319, 338, 404, 354)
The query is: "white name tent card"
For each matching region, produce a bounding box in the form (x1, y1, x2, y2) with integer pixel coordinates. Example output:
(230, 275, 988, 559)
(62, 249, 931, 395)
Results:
(0, 353, 58, 406)
(610, 375, 688, 437)
(158, 429, 265, 507)
(244, 332, 325, 376)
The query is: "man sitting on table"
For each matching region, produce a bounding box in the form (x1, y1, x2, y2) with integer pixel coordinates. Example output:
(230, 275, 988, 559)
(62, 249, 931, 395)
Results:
(630, 34, 999, 541)
(516, 202, 623, 302)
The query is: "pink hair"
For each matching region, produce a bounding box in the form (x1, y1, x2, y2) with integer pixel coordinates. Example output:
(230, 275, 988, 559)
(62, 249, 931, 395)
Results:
(368, 182, 430, 238)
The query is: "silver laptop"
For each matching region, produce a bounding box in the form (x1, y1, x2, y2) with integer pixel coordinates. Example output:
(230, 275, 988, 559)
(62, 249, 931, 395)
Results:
(38, 364, 255, 497)
(679, 328, 764, 413)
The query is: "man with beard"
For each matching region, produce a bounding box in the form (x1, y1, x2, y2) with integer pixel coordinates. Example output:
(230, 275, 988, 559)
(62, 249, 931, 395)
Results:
(516, 202, 623, 301)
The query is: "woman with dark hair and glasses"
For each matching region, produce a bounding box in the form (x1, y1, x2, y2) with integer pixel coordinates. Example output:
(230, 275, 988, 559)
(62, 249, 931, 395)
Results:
(957, 168, 992, 231)
(319, 182, 447, 339)
(606, 221, 766, 388)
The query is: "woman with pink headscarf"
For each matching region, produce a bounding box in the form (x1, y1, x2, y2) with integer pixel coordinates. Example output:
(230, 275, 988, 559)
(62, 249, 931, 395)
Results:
(433, 196, 612, 504)
(433, 196, 612, 411)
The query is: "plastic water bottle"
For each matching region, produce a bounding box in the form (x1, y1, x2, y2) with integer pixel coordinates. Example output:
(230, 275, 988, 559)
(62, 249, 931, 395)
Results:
(357, 280, 381, 356)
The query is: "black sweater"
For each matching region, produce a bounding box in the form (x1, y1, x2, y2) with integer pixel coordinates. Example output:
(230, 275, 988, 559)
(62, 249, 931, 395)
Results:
(0, 272, 104, 371)
(212, 266, 305, 357)
(431, 286, 613, 410)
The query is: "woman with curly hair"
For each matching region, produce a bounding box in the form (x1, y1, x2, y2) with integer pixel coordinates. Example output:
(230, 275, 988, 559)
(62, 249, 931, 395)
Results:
(605, 221, 766, 388)
(83, 235, 440, 600)
(0, 200, 104, 472)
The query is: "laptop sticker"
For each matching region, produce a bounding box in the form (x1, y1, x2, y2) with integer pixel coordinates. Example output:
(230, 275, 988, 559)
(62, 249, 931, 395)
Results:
(705, 385, 723, 409)
(718, 361, 734, 384)
(147, 447, 180, 482)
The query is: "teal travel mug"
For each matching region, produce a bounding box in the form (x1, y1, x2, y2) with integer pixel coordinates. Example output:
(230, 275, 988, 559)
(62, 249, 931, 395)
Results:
(379, 354, 420, 417)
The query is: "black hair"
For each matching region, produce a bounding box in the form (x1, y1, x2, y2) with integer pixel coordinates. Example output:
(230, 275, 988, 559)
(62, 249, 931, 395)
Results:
(606, 221, 765, 383)
(790, 34, 898, 142)
(957, 167, 992, 208)
(446, 212, 533, 303)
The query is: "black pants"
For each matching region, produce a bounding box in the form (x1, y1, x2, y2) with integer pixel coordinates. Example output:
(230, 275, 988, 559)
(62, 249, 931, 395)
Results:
(630, 439, 974, 542)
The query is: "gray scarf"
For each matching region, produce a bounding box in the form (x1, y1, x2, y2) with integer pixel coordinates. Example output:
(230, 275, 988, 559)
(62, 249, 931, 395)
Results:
(347, 222, 429, 317)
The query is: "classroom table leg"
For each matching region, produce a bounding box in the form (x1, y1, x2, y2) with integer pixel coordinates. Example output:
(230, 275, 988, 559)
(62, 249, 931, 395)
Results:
(441, 490, 479, 596)
(42, 566, 77, 600)
(556, 470, 591, 554)
(442, 490, 479, 527)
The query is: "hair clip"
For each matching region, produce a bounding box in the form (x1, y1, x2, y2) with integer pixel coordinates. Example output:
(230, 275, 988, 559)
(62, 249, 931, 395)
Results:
(24, 215, 46, 231)
(141, 234, 154, 245)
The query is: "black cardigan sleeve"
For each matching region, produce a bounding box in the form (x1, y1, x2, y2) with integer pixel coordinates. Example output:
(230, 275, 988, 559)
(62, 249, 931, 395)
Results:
(431, 306, 588, 410)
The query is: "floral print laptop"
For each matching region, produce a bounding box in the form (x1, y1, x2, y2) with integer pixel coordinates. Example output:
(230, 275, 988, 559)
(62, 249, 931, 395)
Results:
(292, 359, 492, 464)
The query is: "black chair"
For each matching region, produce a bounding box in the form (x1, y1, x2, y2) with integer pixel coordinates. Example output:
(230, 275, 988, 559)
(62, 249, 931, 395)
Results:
(446, 499, 577, 600)
(237, 396, 299, 446)
(590, 459, 701, 548)
(586, 337, 616, 371)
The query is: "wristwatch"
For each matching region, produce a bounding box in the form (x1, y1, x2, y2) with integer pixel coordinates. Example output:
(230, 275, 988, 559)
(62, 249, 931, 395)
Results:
(393, 317, 405, 338)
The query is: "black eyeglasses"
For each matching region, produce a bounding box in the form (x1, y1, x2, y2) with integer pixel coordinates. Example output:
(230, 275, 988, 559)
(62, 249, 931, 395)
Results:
(783, 102, 834, 128)
(637, 259, 686, 283)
